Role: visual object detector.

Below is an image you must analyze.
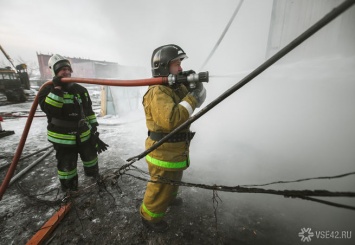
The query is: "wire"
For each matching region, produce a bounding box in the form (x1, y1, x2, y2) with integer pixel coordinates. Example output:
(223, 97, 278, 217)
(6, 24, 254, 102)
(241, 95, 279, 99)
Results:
(121, 172, 355, 211)
(199, 0, 244, 71)
(299, 196, 355, 211)
(241, 171, 355, 187)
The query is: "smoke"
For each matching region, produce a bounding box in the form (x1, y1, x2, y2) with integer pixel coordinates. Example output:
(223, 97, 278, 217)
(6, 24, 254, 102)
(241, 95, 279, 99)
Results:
(177, 54, 355, 240)
(97, 0, 355, 238)
(189, 55, 355, 183)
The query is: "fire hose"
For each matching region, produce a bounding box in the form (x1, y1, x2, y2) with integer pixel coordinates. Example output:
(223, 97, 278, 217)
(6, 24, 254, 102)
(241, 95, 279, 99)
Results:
(0, 1, 353, 243)
(60, 71, 208, 87)
(1, 0, 354, 200)
(0, 72, 209, 200)
(0, 0, 354, 202)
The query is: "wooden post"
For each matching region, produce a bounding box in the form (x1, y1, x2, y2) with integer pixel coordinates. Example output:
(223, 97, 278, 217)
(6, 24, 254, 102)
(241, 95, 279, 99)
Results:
(26, 202, 72, 245)
(100, 85, 107, 116)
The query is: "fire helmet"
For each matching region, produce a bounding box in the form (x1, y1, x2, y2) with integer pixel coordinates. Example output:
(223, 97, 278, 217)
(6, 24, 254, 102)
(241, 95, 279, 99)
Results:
(48, 54, 73, 76)
(151, 44, 187, 77)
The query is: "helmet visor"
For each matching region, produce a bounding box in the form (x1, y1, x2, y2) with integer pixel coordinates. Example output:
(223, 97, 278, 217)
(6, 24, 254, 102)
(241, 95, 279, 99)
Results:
(170, 54, 188, 63)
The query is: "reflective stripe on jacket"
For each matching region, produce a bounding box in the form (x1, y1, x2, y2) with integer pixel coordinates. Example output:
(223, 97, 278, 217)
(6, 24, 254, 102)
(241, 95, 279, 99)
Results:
(38, 83, 98, 147)
(47, 128, 91, 145)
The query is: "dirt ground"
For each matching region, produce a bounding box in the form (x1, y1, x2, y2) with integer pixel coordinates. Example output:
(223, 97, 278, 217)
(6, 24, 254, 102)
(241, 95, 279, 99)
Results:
(1, 100, 354, 245)
(0, 109, 289, 245)
(0, 156, 292, 245)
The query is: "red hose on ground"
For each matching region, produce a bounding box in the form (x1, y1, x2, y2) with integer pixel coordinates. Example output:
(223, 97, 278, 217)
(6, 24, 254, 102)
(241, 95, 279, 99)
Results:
(0, 82, 47, 200)
(0, 77, 167, 200)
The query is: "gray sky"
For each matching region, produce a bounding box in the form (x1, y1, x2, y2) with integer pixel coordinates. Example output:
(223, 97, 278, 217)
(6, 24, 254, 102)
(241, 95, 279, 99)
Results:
(0, 0, 272, 72)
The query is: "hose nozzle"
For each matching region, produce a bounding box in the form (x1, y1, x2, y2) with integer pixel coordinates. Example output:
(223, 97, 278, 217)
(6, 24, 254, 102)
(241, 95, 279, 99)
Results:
(168, 71, 209, 86)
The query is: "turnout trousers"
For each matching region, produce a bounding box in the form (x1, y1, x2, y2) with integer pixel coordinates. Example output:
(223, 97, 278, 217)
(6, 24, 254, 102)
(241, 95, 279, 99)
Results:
(140, 161, 183, 222)
(54, 140, 99, 191)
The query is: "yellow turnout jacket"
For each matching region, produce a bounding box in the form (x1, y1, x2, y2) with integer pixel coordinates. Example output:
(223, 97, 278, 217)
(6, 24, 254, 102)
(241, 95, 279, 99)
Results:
(143, 84, 197, 170)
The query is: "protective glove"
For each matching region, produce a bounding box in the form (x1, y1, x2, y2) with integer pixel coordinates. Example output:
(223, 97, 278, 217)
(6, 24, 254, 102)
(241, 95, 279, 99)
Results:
(91, 132, 109, 154)
(97, 137, 109, 154)
(91, 125, 97, 133)
(176, 70, 196, 89)
(180, 70, 196, 76)
(189, 82, 206, 108)
(52, 76, 74, 90)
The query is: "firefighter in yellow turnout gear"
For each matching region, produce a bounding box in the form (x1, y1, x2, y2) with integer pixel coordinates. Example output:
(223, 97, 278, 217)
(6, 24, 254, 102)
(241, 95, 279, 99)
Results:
(140, 44, 207, 232)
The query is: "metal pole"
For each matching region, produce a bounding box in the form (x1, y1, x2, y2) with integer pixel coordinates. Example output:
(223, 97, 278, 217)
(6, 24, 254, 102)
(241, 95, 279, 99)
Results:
(127, 0, 355, 162)
(9, 148, 54, 186)
(0, 145, 53, 171)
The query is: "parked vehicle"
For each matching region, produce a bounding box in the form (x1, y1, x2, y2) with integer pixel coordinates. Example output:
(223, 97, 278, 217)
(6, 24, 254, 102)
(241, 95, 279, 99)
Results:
(0, 45, 30, 104)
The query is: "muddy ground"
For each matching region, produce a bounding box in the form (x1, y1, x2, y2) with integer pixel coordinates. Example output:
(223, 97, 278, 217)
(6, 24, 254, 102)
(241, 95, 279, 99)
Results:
(0, 100, 354, 245)
(0, 151, 294, 245)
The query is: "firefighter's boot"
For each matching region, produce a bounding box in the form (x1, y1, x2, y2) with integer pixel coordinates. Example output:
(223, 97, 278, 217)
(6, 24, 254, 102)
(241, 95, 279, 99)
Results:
(60, 176, 78, 192)
(84, 164, 99, 178)
(141, 218, 168, 233)
(170, 197, 183, 207)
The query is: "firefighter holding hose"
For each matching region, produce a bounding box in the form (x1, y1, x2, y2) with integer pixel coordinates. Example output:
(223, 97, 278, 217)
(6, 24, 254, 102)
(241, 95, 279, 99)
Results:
(38, 54, 108, 192)
(140, 44, 206, 232)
